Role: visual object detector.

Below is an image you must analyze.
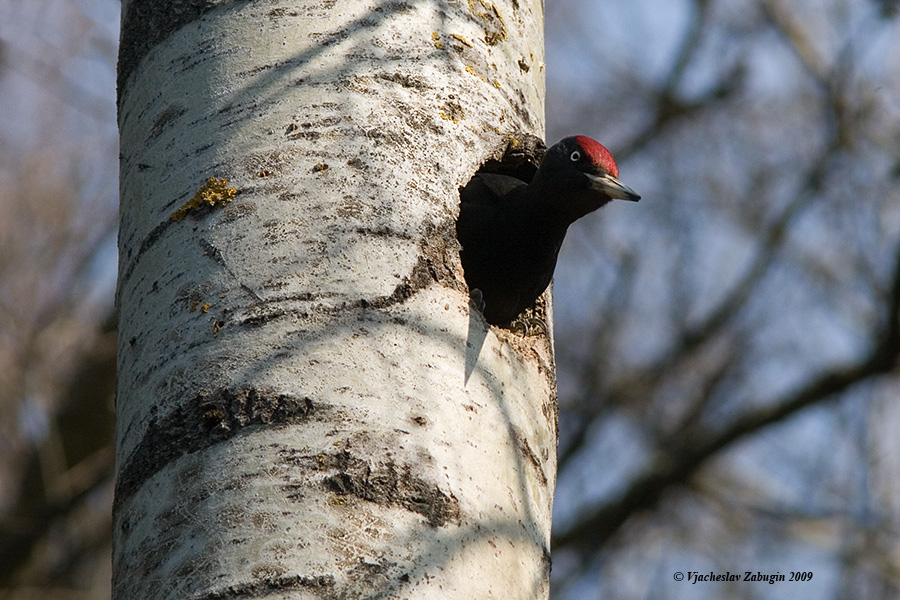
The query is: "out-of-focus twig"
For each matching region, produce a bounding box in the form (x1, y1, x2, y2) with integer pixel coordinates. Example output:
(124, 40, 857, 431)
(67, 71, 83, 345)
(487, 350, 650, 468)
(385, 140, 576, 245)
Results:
(553, 241, 900, 551)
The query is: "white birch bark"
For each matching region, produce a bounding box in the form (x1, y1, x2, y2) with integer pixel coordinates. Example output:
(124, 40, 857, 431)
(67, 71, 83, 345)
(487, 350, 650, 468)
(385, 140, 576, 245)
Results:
(114, 1, 555, 598)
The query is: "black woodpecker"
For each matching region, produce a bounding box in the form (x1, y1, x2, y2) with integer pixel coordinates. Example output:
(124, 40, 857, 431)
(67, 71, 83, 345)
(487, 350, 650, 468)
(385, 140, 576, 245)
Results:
(457, 135, 640, 325)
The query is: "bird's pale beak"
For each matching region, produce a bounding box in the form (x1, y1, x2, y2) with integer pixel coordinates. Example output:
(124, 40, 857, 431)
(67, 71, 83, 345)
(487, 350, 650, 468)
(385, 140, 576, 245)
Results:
(586, 173, 641, 201)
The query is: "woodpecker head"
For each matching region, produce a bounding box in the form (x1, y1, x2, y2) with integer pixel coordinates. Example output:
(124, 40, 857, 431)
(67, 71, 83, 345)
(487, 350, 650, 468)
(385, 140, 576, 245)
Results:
(535, 135, 640, 219)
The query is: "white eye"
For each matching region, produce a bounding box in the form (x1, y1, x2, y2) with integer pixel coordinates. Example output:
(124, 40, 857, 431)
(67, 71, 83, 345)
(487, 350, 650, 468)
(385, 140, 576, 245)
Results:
(570, 150, 581, 162)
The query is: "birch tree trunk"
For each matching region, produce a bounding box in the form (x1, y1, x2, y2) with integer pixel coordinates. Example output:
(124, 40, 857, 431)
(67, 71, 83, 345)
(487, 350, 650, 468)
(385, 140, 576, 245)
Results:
(114, 1, 554, 598)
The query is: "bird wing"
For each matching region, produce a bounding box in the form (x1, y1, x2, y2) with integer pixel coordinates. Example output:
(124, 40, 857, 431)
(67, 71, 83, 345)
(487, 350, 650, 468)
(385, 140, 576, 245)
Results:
(470, 173, 527, 201)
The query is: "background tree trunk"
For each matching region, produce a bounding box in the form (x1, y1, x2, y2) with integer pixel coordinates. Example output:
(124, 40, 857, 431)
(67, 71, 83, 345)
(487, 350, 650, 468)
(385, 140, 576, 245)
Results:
(114, 1, 555, 598)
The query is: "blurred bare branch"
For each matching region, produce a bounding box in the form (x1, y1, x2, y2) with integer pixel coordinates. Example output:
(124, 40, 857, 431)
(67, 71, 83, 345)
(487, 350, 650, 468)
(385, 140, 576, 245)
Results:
(0, 2, 118, 597)
(555, 241, 900, 551)
(550, 0, 900, 596)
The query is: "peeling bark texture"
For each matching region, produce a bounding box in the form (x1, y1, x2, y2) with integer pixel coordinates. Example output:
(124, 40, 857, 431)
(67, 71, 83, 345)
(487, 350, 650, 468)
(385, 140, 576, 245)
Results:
(114, 0, 554, 598)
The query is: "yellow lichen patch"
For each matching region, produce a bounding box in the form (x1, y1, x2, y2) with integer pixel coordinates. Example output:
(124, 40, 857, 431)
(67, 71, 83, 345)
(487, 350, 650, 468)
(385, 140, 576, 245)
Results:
(203, 407, 226, 423)
(189, 299, 212, 313)
(466, 0, 507, 46)
(440, 101, 465, 123)
(170, 177, 237, 222)
(450, 33, 473, 47)
(464, 64, 500, 89)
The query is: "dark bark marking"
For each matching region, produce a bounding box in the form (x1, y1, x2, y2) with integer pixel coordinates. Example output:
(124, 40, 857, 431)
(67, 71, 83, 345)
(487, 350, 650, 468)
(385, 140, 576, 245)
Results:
(376, 71, 430, 90)
(149, 104, 186, 139)
(193, 573, 336, 600)
(318, 451, 460, 527)
(227, 216, 462, 327)
(470, 1, 508, 46)
(114, 387, 315, 509)
(513, 425, 547, 486)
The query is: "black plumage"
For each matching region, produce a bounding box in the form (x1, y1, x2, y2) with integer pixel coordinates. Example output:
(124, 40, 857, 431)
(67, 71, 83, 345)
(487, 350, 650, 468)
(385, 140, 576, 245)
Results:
(457, 136, 639, 325)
